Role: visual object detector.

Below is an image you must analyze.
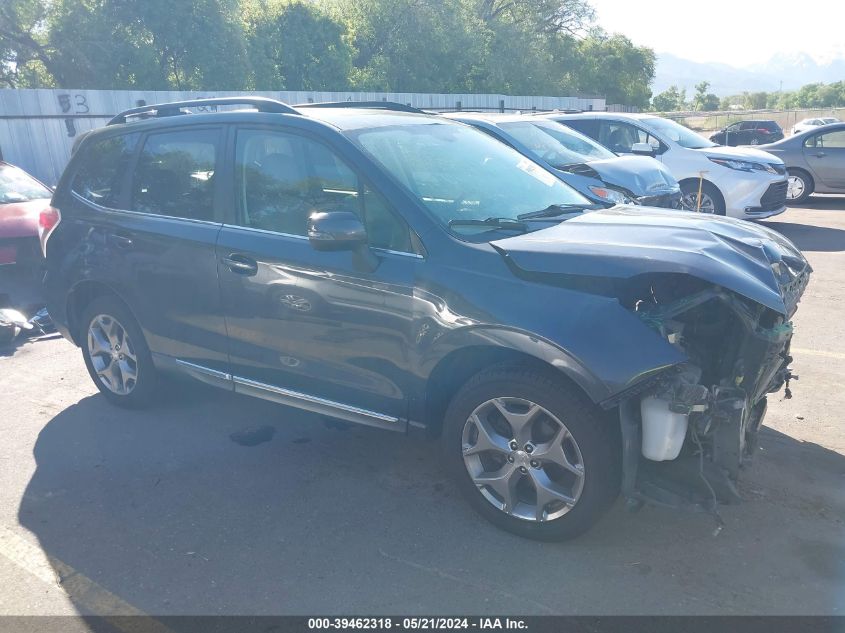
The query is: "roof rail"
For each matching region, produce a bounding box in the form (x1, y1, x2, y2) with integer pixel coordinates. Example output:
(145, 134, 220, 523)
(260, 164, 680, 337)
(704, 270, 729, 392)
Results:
(530, 108, 583, 115)
(296, 101, 425, 114)
(107, 97, 299, 125)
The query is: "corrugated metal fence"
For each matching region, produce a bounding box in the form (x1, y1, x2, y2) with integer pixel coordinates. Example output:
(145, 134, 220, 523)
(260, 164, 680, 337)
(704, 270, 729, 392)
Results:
(0, 89, 606, 185)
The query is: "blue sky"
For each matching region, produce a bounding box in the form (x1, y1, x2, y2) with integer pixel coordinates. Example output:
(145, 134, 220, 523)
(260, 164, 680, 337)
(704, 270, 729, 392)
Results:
(588, 0, 845, 66)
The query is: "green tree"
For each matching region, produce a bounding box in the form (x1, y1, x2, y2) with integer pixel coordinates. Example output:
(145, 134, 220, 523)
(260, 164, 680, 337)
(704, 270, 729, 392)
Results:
(330, 0, 486, 92)
(0, 0, 58, 87)
(247, 1, 352, 90)
(575, 30, 655, 108)
(652, 85, 684, 111)
(743, 91, 768, 110)
(477, 0, 594, 35)
(15, 0, 251, 89)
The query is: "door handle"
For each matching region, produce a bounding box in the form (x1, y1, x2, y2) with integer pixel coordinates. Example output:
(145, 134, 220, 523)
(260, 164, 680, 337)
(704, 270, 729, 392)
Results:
(815, 152, 826, 158)
(110, 233, 134, 249)
(222, 253, 258, 276)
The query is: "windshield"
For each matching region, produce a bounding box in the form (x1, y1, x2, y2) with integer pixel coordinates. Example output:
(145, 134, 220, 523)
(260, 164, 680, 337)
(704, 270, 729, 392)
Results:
(351, 121, 591, 235)
(0, 164, 51, 204)
(640, 117, 715, 149)
(498, 120, 615, 167)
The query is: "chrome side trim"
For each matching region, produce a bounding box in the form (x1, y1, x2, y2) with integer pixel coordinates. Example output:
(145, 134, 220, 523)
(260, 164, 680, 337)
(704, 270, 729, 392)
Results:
(222, 224, 423, 258)
(232, 376, 403, 431)
(172, 358, 402, 430)
(175, 359, 232, 381)
(71, 191, 223, 227)
(221, 223, 308, 240)
(371, 247, 423, 259)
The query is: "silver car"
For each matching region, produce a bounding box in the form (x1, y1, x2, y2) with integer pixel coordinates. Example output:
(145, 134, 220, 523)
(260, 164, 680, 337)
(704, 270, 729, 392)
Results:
(791, 116, 839, 136)
(760, 123, 845, 204)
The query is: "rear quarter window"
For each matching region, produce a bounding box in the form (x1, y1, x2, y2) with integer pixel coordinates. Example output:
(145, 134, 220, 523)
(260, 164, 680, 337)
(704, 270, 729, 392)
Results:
(71, 133, 139, 207)
(559, 119, 599, 139)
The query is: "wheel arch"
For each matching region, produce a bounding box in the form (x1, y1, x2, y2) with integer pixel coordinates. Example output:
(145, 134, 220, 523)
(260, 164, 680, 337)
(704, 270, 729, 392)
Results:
(678, 177, 726, 210)
(66, 280, 135, 346)
(419, 332, 607, 436)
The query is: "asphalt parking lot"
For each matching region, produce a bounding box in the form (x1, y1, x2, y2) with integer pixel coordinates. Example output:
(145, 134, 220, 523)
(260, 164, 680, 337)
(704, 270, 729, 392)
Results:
(1, 200, 844, 617)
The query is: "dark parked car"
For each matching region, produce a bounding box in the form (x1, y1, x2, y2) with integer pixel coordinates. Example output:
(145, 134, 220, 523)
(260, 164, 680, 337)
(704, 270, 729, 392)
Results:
(43, 98, 810, 540)
(0, 161, 53, 269)
(759, 122, 845, 204)
(709, 120, 784, 146)
(443, 112, 682, 209)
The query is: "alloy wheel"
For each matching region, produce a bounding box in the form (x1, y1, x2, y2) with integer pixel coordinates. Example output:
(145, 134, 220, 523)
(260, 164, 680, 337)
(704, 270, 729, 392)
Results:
(87, 314, 138, 395)
(461, 397, 585, 522)
(681, 191, 716, 213)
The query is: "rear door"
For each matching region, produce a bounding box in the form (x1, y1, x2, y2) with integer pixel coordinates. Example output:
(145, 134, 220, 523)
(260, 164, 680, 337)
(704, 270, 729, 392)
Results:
(69, 126, 230, 375)
(215, 125, 420, 425)
(804, 129, 845, 188)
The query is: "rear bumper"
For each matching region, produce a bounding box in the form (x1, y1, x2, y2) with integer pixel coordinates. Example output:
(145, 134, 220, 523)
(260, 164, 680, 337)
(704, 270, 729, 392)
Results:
(42, 268, 75, 344)
(0, 237, 40, 266)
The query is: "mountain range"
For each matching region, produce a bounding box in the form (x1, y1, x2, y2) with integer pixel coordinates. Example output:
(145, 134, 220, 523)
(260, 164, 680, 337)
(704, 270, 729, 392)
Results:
(653, 51, 845, 97)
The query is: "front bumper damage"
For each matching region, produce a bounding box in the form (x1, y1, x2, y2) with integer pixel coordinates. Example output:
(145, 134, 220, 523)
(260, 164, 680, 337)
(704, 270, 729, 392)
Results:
(618, 267, 810, 521)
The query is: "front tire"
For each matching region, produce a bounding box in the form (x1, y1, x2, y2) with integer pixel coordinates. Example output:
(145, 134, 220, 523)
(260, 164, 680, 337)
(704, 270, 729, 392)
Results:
(80, 295, 158, 408)
(441, 364, 619, 541)
(680, 180, 726, 215)
(786, 168, 813, 205)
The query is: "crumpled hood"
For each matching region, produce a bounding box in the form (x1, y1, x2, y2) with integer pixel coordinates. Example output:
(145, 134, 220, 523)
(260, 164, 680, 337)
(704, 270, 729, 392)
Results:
(583, 155, 679, 195)
(697, 145, 784, 165)
(493, 206, 811, 315)
(0, 199, 48, 239)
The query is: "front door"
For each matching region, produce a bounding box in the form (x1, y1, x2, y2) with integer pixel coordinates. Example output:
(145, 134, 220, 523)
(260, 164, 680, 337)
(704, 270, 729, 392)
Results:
(216, 126, 421, 427)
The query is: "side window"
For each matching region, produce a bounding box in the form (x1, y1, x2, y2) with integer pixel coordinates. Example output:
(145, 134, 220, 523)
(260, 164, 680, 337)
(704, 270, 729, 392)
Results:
(739, 122, 757, 131)
(71, 133, 139, 207)
(362, 186, 412, 253)
(726, 122, 742, 131)
(131, 129, 219, 221)
(235, 129, 413, 252)
(599, 121, 658, 153)
(562, 119, 599, 139)
(816, 131, 845, 148)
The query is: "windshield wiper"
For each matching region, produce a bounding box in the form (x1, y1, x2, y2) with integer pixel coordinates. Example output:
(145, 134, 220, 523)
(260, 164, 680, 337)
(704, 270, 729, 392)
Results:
(517, 203, 598, 220)
(448, 217, 528, 231)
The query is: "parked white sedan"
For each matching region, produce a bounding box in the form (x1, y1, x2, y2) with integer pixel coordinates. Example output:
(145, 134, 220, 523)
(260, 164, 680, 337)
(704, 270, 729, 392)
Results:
(792, 117, 840, 135)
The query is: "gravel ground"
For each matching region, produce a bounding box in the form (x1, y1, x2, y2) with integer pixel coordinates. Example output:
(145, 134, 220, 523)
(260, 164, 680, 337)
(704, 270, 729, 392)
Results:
(0, 201, 843, 617)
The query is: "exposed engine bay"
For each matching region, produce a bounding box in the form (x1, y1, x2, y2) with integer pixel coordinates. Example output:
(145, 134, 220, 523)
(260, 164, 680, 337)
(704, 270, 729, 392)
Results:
(618, 266, 811, 521)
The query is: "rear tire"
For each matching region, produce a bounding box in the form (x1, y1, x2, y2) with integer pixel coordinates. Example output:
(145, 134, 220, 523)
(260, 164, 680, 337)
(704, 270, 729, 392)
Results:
(79, 295, 158, 408)
(441, 363, 619, 541)
(786, 168, 813, 205)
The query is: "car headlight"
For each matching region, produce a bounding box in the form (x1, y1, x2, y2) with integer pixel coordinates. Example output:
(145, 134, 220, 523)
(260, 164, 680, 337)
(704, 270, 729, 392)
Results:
(708, 157, 777, 174)
(588, 185, 634, 205)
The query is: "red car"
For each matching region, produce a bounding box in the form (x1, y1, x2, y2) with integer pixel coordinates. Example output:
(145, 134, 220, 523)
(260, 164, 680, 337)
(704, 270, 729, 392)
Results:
(0, 161, 53, 268)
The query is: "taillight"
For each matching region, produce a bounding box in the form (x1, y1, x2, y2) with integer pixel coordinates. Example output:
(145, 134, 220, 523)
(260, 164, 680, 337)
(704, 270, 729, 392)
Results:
(38, 206, 61, 258)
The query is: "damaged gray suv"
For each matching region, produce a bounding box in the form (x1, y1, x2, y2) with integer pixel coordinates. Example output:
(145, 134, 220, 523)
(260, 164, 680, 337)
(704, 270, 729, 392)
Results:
(42, 98, 811, 540)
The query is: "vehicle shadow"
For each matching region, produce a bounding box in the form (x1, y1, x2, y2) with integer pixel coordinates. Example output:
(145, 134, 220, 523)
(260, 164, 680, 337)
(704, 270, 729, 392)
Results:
(791, 196, 845, 211)
(17, 391, 845, 615)
(763, 220, 845, 252)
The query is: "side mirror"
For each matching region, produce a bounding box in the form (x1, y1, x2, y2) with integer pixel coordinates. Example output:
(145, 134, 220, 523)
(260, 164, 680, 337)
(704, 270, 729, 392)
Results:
(631, 142, 655, 156)
(308, 211, 367, 252)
